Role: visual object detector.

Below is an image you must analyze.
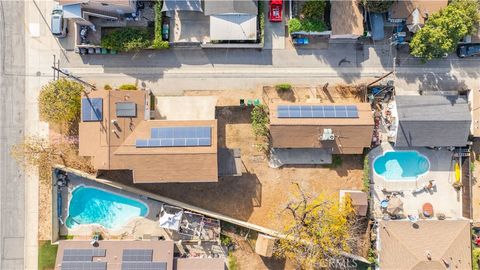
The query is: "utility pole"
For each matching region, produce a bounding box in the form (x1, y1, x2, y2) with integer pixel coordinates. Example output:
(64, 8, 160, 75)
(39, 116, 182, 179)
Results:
(51, 65, 97, 90)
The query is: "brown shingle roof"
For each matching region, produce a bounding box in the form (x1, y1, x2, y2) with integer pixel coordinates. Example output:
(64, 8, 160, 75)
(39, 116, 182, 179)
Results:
(330, 0, 364, 37)
(390, 0, 447, 25)
(268, 102, 374, 154)
(79, 90, 218, 183)
(379, 220, 472, 270)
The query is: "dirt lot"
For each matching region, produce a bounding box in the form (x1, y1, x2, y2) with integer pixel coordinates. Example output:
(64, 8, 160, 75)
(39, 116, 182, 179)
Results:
(109, 85, 366, 231)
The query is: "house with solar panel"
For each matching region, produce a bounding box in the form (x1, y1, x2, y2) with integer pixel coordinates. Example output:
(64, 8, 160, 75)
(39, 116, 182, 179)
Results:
(54, 239, 225, 270)
(268, 101, 374, 166)
(79, 90, 219, 183)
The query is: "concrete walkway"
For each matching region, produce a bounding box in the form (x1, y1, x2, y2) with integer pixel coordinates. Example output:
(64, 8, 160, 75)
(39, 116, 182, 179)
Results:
(23, 1, 58, 269)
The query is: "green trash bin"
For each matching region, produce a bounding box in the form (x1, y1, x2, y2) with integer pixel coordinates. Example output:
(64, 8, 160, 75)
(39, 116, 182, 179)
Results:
(253, 99, 261, 106)
(101, 48, 108, 54)
(110, 49, 117, 55)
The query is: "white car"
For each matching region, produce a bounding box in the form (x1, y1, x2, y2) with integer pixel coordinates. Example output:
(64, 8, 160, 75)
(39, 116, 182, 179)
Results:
(51, 7, 67, 38)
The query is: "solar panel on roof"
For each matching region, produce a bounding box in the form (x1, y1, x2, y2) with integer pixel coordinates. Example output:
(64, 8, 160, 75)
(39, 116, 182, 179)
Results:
(121, 262, 167, 270)
(135, 126, 212, 148)
(63, 249, 106, 262)
(277, 105, 359, 118)
(61, 262, 107, 270)
(82, 98, 103, 122)
(122, 249, 153, 262)
(116, 102, 137, 117)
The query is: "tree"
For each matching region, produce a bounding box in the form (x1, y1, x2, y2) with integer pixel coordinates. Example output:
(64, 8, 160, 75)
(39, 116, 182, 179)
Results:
(275, 183, 357, 269)
(361, 0, 394, 13)
(410, 0, 480, 60)
(10, 136, 95, 177)
(38, 79, 83, 126)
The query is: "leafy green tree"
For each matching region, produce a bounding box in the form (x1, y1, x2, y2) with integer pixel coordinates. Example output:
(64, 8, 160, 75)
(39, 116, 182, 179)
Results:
(38, 79, 83, 125)
(361, 0, 394, 13)
(410, 0, 480, 60)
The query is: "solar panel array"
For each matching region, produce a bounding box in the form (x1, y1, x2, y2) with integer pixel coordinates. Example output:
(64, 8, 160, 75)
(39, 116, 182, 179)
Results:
(135, 126, 212, 148)
(122, 249, 153, 262)
(63, 249, 106, 261)
(277, 105, 359, 118)
(82, 98, 103, 122)
(121, 262, 167, 270)
(61, 262, 107, 270)
(116, 102, 137, 117)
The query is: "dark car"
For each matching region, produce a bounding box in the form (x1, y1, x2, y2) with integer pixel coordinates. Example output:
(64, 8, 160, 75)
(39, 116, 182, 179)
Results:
(456, 43, 480, 58)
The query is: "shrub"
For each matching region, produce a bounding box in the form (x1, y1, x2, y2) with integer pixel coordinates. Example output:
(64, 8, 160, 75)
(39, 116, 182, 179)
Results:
(38, 78, 83, 126)
(288, 18, 327, 33)
(104, 84, 112, 90)
(362, 156, 370, 192)
(288, 18, 303, 33)
(152, 39, 170, 49)
(152, 0, 170, 50)
(275, 83, 292, 91)
(473, 248, 480, 270)
(118, 84, 137, 90)
(301, 0, 326, 21)
(227, 252, 239, 270)
(251, 105, 269, 137)
(329, 155, 343, 168)
(101, 28, 152, 52)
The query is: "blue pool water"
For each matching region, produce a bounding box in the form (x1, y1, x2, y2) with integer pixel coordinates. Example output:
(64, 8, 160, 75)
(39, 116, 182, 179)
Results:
(65, 186, 148, 229)
(373, 151, 430, 181)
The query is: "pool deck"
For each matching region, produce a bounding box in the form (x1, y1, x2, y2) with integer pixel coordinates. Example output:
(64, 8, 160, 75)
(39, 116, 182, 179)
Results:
(369, 143, 463, 219)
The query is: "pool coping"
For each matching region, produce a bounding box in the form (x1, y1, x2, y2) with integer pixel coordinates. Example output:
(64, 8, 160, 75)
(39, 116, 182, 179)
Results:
(64, 184, 151, 232)
(372, 149, 431, 183)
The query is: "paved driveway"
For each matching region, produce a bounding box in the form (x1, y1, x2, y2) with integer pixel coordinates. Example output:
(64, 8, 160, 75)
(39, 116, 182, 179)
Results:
(263, 3, 285, 49)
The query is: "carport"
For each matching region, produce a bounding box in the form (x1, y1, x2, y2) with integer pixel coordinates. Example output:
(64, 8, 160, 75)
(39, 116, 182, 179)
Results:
(162, 0, 210, 43)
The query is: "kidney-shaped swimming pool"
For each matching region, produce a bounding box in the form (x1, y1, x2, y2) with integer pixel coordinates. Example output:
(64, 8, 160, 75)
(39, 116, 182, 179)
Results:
(373, 151, 430, 181)
(65, 186, 149, 230)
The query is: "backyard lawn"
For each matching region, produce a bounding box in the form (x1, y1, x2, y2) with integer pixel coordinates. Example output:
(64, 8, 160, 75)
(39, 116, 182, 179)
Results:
(39, 241, 58, 270)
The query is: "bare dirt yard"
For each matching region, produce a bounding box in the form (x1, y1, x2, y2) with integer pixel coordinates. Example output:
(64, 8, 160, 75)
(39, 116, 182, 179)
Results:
(108, 85, 367, 232)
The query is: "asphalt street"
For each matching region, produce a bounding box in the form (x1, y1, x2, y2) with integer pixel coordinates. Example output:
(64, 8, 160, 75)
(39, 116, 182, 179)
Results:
(0, 1, 26, 269)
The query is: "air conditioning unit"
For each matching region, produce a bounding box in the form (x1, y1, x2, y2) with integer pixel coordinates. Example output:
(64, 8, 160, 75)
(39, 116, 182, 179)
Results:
(321, 129, 335, 141)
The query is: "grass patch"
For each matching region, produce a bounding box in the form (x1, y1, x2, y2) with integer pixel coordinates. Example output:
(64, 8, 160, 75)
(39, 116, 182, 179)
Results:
(38, 241, 58, 270)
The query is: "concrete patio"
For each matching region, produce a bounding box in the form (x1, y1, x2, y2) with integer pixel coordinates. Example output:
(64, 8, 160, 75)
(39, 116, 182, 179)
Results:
(369, 143, 463, 219)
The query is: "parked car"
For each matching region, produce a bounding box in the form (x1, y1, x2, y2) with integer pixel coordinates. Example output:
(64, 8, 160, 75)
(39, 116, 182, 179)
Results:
(456, 43, 480, 58)
(268, 0, 282, 22)
(51, 7, 67, 38)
